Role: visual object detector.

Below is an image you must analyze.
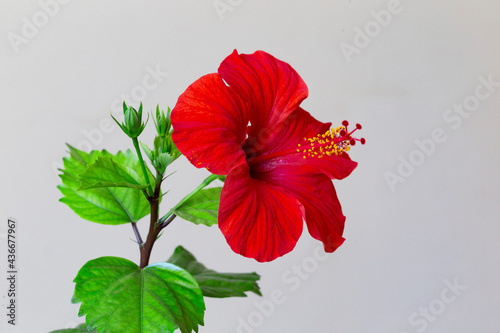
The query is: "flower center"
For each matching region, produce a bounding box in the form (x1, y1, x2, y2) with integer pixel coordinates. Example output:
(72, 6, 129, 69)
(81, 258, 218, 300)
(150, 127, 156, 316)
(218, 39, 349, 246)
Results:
(298, 121, 365, 159)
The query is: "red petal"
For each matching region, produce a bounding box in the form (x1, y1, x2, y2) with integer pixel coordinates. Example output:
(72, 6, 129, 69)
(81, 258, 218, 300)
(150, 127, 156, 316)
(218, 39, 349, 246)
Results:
(256, 166, 346, 253)
(171, 73, 248, 175)
(218, 164, 304, 262)
(219, 50, 308, 143)
(248, 107, 358, 180)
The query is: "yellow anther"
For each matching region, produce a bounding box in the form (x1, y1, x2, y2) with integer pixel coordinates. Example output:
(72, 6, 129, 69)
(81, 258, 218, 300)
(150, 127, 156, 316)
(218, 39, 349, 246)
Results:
(296, 125, 351, 159)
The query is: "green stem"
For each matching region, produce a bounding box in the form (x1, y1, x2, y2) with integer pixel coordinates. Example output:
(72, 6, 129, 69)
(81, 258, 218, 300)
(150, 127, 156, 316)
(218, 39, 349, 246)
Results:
(176, 174, 218, 209)
(132, 138, 153, 197)
(157, 174, 218, 226)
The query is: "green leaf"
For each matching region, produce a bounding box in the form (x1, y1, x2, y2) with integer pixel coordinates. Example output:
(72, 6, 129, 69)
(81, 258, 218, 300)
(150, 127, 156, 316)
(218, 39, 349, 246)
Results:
(140, 142, 154, 162)
(167, 246, 261, 298)
(172, 188, 222, 226)
(49, 323, 96, 332)
(58, 145, 151, 225)
(72, 256, 205, 333)
(78, 156, 148, 190)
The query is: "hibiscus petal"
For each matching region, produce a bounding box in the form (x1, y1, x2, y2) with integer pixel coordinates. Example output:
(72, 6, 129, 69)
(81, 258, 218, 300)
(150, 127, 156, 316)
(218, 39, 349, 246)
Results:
(248, 107, 358, 180)
(256, 166, 346, 253)
(219, 164, 304, 262)
(218, 50, 308, 140)
(171, 73, 248, 175)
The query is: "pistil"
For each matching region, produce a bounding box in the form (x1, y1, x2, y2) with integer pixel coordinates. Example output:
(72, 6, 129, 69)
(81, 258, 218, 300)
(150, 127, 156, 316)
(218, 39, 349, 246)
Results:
(299, 121, 365, 159)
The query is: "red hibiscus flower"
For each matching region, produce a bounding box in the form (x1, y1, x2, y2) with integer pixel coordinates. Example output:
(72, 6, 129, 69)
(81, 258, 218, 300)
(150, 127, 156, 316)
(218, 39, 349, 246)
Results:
(171, 50, 363, 262)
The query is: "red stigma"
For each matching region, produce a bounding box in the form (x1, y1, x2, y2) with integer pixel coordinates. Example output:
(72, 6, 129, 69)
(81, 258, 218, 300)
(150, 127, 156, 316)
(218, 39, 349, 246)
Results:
(342, 121, 365, 147)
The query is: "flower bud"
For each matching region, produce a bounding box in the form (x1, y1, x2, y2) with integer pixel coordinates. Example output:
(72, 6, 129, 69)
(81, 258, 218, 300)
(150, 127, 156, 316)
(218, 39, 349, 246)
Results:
(111, 102, 148, 139)
(141, 139, 179, 174)
(154, 106, 171, 137)
(138, 104, 181, 175)
(156, 152, 175, 174)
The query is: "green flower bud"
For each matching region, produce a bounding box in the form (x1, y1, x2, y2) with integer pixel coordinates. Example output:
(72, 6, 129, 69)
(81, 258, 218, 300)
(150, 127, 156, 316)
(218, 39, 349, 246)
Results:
(111, 102, 148, 139)
(154, 106, 171, 137)
(156, 152, 175, 174)
(138, 105, 181, 175)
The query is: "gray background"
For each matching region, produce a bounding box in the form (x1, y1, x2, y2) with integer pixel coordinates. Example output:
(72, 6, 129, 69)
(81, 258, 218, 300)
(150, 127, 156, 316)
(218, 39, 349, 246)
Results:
(1, 0, 499, 332)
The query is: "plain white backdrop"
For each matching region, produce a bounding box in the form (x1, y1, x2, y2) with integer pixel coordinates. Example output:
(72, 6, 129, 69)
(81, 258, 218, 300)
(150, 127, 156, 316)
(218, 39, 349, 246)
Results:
(1, 0, 499, 332)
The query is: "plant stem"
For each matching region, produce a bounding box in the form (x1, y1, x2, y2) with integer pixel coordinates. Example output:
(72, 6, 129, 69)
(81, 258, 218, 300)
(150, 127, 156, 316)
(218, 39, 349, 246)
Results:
(132, 137, 153, 197)
(139, 171, 163, 269)
(159, 213, 177, 229)
(157, 174, 217, 225)
(138, 173, 218, 269)
(131, 222, 143, 247)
